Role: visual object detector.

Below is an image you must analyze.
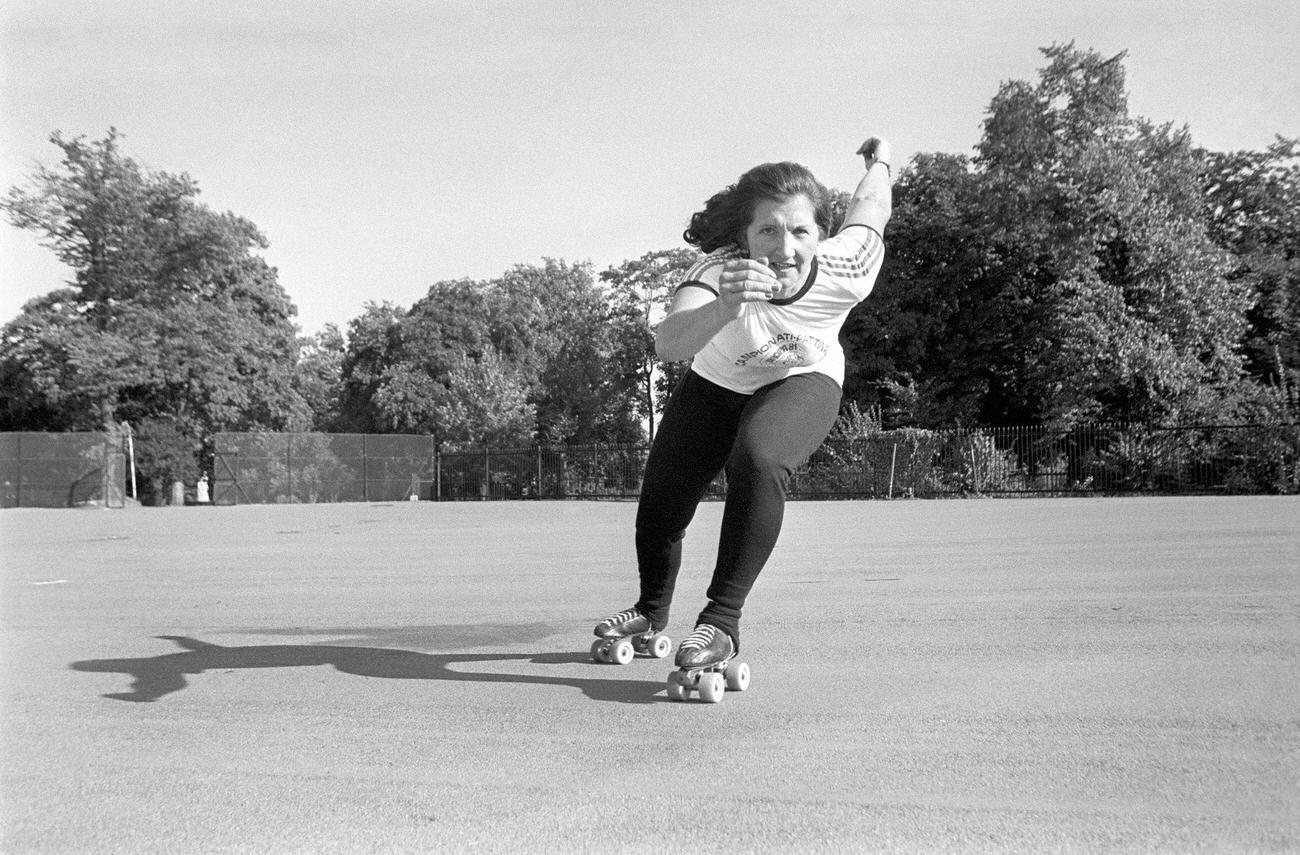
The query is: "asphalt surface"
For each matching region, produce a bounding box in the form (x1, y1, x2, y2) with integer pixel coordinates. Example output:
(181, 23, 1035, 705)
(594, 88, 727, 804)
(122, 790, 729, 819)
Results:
(1, 496, 1297, 853)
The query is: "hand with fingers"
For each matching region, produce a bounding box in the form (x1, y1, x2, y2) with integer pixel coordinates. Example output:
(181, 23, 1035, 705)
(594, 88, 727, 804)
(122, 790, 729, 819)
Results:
(717, 256, 780, 307)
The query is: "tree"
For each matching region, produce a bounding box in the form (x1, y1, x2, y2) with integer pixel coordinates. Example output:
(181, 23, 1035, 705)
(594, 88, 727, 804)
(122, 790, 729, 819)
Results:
(979, 45, 1250, 424)
(413, 350, 534, 448)
(388, 259, 651, 445)
(294, 324, 346, 431)
(840, 152, 1000, 425)
(1, 130, 306, 445)
(844, 44, 1255, 428)
(1200, 136, 1300, 401)
(599, 248, 699, 429)
(484, 258, 650, 444)
(333, 301, 406, 433)
(401, 279, 492, 381)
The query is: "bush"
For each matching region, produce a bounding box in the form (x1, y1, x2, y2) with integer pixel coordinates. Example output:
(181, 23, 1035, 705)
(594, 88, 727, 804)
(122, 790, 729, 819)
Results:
(132, 418, 200, 505)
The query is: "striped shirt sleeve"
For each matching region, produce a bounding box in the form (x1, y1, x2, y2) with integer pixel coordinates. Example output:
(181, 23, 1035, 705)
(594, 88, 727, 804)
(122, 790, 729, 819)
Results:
(675, 246, 743, 296)
(818, 224, 885, 300)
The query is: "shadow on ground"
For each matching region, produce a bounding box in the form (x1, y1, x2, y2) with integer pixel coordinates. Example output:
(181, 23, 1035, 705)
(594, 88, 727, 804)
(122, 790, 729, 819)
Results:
(70, 628, 665, 705)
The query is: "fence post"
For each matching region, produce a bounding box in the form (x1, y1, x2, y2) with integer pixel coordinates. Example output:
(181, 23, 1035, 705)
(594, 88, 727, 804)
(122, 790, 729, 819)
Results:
(435, 447, 441, 501)
(484, 447, 490, 500)
(362, 434, 369, 503)
(888, 442, 897, 499)
(101, 439, 112, 507)
(125, 424, 137, 501)
(286, 434, 293, 503)
(970, 443, 978, 492)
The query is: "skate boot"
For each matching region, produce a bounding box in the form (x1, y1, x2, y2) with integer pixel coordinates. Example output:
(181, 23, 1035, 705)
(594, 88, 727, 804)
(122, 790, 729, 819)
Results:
(590, 607, 671, 664)
(666, 624, 750, 703)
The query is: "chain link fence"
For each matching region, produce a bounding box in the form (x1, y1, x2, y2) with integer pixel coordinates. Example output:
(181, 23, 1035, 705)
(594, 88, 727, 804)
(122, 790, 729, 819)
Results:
(210, 433, 440, 505)
(208, 423, 1298, 504)
(0, 432, 128, 509)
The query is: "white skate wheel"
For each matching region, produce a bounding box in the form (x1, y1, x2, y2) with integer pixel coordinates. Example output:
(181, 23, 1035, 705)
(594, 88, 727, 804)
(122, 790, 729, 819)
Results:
(698, 672, 725, 703)
(666, 672, 689, 702)
(650, 634, 672, 659)
(725, 661, 750, 692)
(611, 638, 635, 665)
(590, 639, 608, 662)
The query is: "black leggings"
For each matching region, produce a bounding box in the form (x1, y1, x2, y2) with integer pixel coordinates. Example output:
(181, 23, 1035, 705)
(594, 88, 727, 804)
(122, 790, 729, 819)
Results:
(633, 370, 842, 650)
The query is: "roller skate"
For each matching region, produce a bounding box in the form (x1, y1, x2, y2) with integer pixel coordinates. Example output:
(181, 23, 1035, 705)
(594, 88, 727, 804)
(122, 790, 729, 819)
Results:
(590, 607, 672, 665)
(665, 624, 750, 703)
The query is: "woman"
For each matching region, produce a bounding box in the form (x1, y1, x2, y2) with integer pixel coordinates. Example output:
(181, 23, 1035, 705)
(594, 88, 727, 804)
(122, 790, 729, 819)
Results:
(593, 136, 894, 674)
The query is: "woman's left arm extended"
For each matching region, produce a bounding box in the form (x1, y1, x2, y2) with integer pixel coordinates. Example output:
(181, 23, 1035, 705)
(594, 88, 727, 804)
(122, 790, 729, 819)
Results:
(841, 136, 894, 236)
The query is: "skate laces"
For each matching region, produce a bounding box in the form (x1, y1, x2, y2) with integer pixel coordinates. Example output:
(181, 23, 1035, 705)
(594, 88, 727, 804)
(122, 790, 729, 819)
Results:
(601, 608, 641, 629)
(679, 625, 717, 651)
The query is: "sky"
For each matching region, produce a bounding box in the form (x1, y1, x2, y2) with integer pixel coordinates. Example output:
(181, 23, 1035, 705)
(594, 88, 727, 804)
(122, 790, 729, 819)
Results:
(1, 0, 1296, 336)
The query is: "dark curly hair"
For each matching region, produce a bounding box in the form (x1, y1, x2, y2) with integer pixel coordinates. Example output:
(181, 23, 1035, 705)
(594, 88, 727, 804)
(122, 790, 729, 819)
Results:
(682, 161, 835, 254)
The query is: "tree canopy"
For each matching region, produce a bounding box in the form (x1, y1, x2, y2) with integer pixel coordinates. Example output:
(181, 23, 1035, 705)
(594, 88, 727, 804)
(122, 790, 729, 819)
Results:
(842, 43, 1281, 428)
(2, 130, 306, 439)
(330, 259, 651, 449)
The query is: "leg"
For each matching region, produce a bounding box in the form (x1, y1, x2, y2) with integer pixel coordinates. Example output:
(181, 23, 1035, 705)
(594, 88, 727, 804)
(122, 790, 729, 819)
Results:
(696, 372, 842, 649)
(634, 371, 748, 628)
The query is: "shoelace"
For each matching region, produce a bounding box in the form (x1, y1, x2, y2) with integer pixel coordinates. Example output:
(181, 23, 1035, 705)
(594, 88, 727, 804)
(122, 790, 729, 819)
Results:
(679, 625, 717, 651)
(601, 608, 641, 629)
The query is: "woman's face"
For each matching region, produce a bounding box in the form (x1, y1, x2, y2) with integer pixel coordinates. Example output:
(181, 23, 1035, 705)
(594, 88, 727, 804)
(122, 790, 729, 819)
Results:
(743, 194, 821, 297)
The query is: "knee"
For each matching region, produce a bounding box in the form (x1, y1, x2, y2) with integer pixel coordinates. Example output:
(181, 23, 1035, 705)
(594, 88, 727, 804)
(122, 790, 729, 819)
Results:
(726, 443, 788, 487)
(635, 516, 686, 546)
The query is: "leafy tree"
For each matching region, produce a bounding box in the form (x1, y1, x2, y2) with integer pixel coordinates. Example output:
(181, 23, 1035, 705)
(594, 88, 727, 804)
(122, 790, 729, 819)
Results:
(1200, 136, 1300, 400)
(363, 346, 534, 449)
(845, 44, 1255, 428)
(600, 248, 699, 429)
(973, 45, 1251, 425)
(294, 324, 346, 431)
(381, 259, 650, 446)
(486, 259, 642, 444)
(1, 130, 306, 443)
(0, 290, 134, 429)
(841, 152, 999, 425)
(401, 279, 492, 381)
(333, 301, 406, 433)
(420, 350, 534, 448)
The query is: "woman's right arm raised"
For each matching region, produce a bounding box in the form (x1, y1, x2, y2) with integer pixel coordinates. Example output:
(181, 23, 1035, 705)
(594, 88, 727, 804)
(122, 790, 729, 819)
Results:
(654, 258, 778, 362)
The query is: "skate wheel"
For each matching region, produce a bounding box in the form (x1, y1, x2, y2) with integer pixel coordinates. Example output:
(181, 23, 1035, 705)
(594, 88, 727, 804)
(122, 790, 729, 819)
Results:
(590, 639, 608, 662)
(725, 661, 750, 692)
(697, 671, 725, 703)
(610, 638, 635, 666)
(666, 671, 689, 702)
(649, 634, 672, 659)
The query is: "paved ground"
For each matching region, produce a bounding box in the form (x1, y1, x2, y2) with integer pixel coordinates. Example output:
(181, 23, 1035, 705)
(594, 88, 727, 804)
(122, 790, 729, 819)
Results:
(1, 496, 1297, 853)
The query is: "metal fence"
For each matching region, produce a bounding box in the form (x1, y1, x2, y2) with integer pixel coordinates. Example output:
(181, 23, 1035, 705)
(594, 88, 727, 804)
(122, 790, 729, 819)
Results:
(0, 432, 127, 509)
(797, 423, 1299, 498)
(210, 433, 441, 505)
(211, 423, 1299, 504)
(10, 423, 1288, 510)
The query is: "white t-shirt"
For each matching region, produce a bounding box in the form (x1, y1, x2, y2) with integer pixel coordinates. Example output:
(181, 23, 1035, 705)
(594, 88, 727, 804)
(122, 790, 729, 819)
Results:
(679, 224, 885, 394)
